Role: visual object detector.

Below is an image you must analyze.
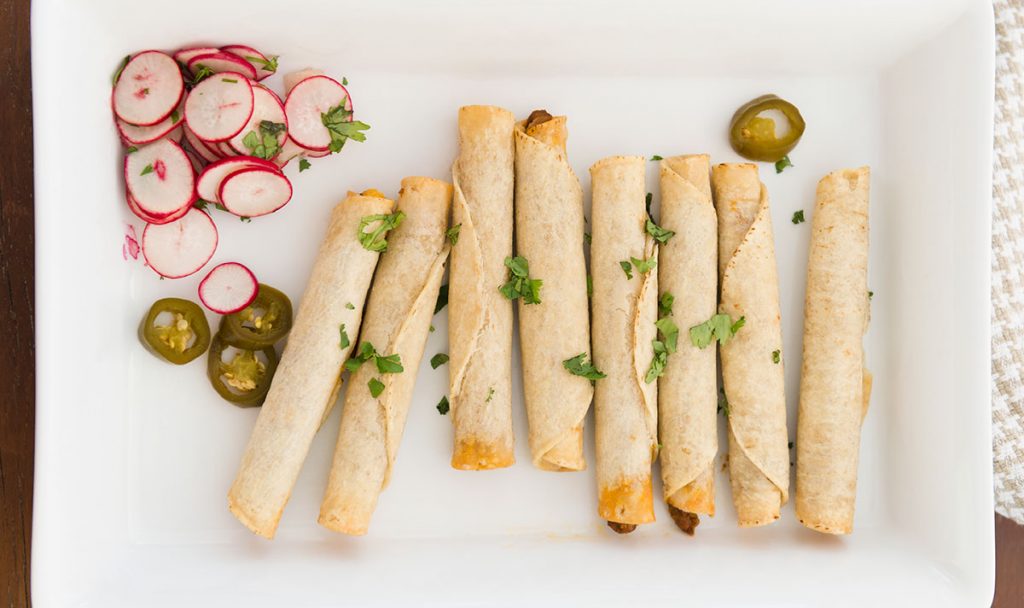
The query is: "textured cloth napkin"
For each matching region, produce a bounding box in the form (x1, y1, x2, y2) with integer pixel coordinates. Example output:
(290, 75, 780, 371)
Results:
(994, 0, 1024, 525)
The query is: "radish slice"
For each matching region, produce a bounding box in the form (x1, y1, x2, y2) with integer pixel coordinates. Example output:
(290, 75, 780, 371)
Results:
(117, 96, 186, 145)
(187, 52, 258, 81)
(124, 139, 197, 219)
(215, 141, 237, 157)
(173, 46, 220, 66)
(112, 51, 184, 127)
(284, 75, 351, 151)
(221, 45, 276, 81)
(228, 85, 287, 156)
(184, 148, 206, 173)
(196, 156, 279, 203)
(126, 191, 190, 225)
(183, 124, 222, 162)
(198, 262, 258, 313)
(142, 208, 218, 278)
(184, 73, 254, 142)
(284, 69, 323, 95)
(218, 168, 293, 217)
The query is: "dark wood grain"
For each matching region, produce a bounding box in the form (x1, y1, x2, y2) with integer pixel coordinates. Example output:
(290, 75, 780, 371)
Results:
(0, 1, 1022, 606)
(0, 0, 34, 606)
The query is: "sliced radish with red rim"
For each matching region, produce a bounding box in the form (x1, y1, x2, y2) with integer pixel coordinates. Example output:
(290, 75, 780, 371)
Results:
(218, 168, 293, 217)
(184, 148, 206, 173)
(197, 156, 279, 203)
(184, 73, 254, 142)
(142, 207, 218, 278)
(228, 85, 287, 157)
(117, 95, 186, 145)
(124, 139, 196, 219)
(215, 141, 238, 157)
(284, 75, 351, 151)
(183, 124, 223, 162)
(112, 51, 184, 126)
(221, 45, 277, 81)
(173, 47, 220, 66)
(187, 52, 258, 81)
(126, 191, 190, 225)
(198, 262, 259, 313)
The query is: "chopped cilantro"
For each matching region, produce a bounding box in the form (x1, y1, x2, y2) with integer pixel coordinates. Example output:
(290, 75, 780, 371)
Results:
(430, 353, 449, 369)
(436, 396, 450, 414)
(368, 377, 385, 398)
(298, 158, 312, 172)
(775, 155, 794, 174)
(562, 353, 606, 381)
(499, 256, 542, 304)
(792, 210, 805, 224)
(358, 211, 405, 252)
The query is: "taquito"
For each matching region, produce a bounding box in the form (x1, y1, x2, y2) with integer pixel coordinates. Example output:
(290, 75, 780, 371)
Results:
(449, 105, 516, 470)
(712, 163, 789, 528)
(658, 154, 718, 534)
(514, 110, 592, 471)
(796, 167, 871, 535)
(319, 177, 452, 535)
(590, 156, 659, 532)
(228, 190, 394, 538)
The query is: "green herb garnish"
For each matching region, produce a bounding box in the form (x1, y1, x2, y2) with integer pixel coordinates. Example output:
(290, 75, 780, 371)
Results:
(792, 210, 805, 224)
(645, 192, 654, 217)
(584, 232, 592, 244)
(436, 396, 450, 414)
(241, 121, 286, 160)
(140, 164, 154, 176)
(650, 155, 663, 161)
(689, 314, 745, 349)
(342, 76, 349, 86)
(358, 211, 405, 252)
(587, 275, 593, 298)
(368, 377, 385, 398)
(244, 54, 278, 73)
(321, 100, 370, 153)
(345, 302, 355, 310)
(126, 146, 138, 154)
(499, 256, 542, 304)
(430, 353, 449, 369)
(659, 292, 674, 317)
(344, 342, 403, 374)
(240, 216, 252, 223)
(446, 224, 462, 245)
(298, 158, 312, 172)
(191, 64, 214, 85)
(630, 256, 657, 275)
(772, 349, 781, 364)
(562, 353, 606, 381)
(339, 324, 351, 349)
(221, 78, 238, 83)
(486, 387, 495, 402)
(375, 352, 404, 374)
(645, 218, 675, 244)
(718, 388, 730, 417)
(620, 260, 634, 280)
(170, 109, 180, 124)
(775, 155, 794, 174)
(434, 284, 448, 314)
(112, 55, 130, 86)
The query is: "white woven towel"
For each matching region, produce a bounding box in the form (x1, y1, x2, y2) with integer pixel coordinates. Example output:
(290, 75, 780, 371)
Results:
(993, 0, 1024, 525)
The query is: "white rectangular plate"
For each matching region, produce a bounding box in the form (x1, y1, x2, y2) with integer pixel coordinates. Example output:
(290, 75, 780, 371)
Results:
(31, 0, 995, 605)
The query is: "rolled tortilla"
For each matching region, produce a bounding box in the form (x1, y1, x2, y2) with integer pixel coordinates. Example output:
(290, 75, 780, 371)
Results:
(712, 163, 789, 528)
(449, 105, 516, 470)
(796, 167, 871, 535)
(590, 156, 659, 530)
(228, 191, 394, 538)
(319, 177, 453, 535)
(514, 111, 592, 471)
(657, 155, 718, 529)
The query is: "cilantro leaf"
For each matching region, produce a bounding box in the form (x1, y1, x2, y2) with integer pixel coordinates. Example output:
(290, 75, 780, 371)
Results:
(244, 54, 278, 73)
(562, 353, 606, 381)
(343, 342, 377, 372)
(221, 78, 238, 84)
(125, 146, 138, 154)
(645, 218, 675, 244)
(190, 64, 214, 85)
(584, 232, 592, 244)
(446, 223, 461, 245)
(368, 377, 385, 397)
(645, 192, 653, 218)
(345, 302, 355, 310)
(620, 260, 634, 280)
(112, 55, 130, 86)
(434, 284, 448, 314)
(689, 313, 746, 348)
(140, 164, 154, 176)
(375, 352, 404, 374)
(718, 388, 730, 417)
(772, 349, 781, 364)
(655, 317, 679, 353)
(792, 210, 805, 224)
(298, 158, 312, 172)
(650, 155, 663, 161)
(430, 353, 449, 369)
(587, 274, 593, 298)
(775, 155, 794, 174)
(321, 100, 370, 153)
(499, 256, 542, 304)
(659, 292, 674, 317)
(358, 211, 405, 252)
(339, 324, 351, 349)
(436, 396, 450, 415)
(631, 256, 657, 274)
(486, 387, 495, 402)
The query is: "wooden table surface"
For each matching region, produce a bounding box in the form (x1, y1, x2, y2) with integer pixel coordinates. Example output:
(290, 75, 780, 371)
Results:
(1, 0, 1022, 605)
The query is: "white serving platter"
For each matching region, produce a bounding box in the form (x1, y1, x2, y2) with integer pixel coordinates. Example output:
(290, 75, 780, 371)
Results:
(30, 0, 995, 605)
